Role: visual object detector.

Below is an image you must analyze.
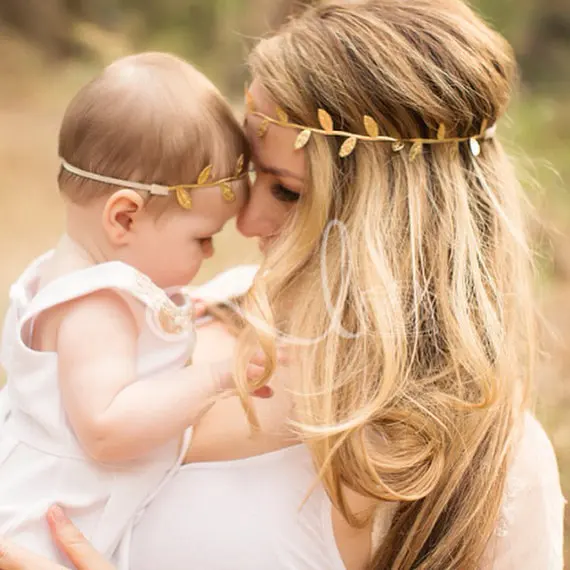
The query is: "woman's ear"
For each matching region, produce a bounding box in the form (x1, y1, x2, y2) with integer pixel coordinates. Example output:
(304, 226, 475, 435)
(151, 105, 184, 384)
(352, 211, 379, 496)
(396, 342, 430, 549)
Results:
(102, 189, 146, 246)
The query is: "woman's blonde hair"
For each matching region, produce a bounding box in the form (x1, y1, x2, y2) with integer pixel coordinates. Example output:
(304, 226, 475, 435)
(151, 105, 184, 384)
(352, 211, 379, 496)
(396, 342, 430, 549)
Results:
(58, 52, 248, 212)
(243, 1, 536, 568)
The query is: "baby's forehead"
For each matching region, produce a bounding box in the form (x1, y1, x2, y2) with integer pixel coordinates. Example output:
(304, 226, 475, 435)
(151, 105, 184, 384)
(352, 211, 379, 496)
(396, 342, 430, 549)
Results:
(186, 185, 246, 226)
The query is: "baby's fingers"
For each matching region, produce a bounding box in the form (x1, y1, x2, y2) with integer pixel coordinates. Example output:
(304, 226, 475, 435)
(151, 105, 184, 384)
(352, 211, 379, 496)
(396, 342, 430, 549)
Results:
(192, 299, 208, 320)
(249, 349, 289, 368)
(246, 362, 266, 382)
(246, 363, 274, 399)
(252, 386, 273, 399)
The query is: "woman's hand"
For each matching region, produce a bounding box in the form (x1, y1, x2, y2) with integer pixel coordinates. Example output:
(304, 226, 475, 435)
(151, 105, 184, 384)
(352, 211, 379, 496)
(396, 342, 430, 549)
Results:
(0, 507, 115, 570)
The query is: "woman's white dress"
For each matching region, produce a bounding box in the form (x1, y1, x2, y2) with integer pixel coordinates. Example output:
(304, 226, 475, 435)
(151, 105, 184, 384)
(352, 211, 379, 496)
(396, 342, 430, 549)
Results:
(133, 267, 566, 570)
(0, 251, 194, 568)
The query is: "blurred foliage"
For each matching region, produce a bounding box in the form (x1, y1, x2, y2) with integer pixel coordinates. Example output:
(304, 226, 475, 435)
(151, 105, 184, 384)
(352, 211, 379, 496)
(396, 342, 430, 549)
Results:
(0, 0, 568, 94)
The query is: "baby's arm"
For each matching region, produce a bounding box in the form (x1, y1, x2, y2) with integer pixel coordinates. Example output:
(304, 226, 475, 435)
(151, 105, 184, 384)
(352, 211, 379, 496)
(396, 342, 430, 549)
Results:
(57, 290, 231, 463)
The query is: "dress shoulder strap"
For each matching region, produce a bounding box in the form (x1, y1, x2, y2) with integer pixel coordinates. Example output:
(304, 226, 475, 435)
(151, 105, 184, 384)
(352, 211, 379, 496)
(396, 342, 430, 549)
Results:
(19, 262, 194, 337)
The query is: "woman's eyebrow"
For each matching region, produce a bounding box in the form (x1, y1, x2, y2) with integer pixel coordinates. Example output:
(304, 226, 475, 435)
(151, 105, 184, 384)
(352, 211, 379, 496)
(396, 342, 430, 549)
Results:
(256, 160, 304, 182)
(248, 139, 304, 182)
(245, 116, 304, 182)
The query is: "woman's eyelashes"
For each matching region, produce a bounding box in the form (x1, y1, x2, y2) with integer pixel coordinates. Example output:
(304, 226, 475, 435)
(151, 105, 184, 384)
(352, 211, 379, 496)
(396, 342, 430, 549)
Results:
(271, 184, 300, 203)
(248, 164, 300, 203)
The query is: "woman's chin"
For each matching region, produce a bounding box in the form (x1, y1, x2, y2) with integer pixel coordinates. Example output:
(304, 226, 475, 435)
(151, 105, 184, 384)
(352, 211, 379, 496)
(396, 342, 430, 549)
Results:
(258, 237, 274, 253)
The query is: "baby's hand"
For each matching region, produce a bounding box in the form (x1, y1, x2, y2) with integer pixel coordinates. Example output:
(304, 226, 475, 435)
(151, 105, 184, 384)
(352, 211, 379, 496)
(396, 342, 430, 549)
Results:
(192, 299, 208, 320)
(246, 348, 288, 382)
(209, 349, 288, 399)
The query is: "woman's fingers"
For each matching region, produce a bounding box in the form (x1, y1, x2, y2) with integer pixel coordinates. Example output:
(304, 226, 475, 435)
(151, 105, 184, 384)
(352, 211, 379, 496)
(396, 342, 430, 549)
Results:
(0, 538, 66, 570)
(46, 507, 115, 570)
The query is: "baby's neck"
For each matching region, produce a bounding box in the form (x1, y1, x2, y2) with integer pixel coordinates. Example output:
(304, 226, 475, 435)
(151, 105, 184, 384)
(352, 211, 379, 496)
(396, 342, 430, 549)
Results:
(62, 203, 112, 267)
(55, 234, 100, 268)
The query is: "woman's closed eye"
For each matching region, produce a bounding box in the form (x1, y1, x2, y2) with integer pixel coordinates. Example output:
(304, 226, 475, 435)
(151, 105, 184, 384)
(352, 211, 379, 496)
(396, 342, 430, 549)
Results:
(249, 165, 301, 203)
(271, 183, 300, 203)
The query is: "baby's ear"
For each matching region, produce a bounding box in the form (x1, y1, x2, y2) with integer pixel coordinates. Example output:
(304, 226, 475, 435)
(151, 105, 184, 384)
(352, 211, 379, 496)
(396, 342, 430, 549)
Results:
(102, 189, 146, 245)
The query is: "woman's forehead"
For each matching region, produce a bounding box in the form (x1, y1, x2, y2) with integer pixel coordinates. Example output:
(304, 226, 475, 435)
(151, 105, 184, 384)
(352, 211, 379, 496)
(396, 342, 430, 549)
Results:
(245, 81, 305, 182)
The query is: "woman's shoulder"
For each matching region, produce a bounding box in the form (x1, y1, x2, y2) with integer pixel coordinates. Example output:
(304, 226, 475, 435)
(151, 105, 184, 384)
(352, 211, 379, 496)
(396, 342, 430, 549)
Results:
(507, 412, 560, 489)
(481, 413, 565, 567)
(502, 412, 563, 514)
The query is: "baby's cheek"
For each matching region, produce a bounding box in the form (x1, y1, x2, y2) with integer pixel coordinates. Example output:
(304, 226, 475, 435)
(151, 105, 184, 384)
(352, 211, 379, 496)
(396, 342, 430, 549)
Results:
(182, 243, 206, 281)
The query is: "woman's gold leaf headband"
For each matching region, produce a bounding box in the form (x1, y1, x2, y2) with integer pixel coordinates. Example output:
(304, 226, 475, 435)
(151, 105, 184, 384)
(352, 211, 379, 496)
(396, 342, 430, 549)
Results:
(245, 88, 496, 160)
(60, 154, 247, 210)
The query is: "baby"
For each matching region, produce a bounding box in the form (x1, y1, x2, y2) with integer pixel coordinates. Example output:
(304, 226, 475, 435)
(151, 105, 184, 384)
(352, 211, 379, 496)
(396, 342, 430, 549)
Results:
(0, 52, 255, 567)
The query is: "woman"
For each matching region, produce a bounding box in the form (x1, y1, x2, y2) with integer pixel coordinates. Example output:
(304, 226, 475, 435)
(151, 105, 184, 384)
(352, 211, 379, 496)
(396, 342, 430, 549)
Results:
(0, 1, 564, 569)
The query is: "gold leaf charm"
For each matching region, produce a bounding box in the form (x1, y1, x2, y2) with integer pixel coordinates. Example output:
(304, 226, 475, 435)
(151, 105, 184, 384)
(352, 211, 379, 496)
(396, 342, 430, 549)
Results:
(245, 88, 256, 113)
(257, 118, 269, 138)
(176, 188, 193, 210)
(469, 137, 481, 157)
(409, 141, 423, 161)
(479, 118, 488, 137)
(363, 115, 379, 138)
(339, 136, 357, 158)
(391, 140, 405, 152)
(197, 164, 213, 185)
(294, 129, 312, 150)
(318, 109, 334, 132)
(437, 123, 446, 140)
(235, 154, 245, 177)
(220, 182, 236, 203)
(276, 106, 288, 123)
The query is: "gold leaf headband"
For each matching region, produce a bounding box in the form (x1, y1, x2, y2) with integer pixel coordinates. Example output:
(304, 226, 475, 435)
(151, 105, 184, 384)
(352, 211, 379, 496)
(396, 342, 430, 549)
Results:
(245, 89, 496, 160)
(60, 155, 247, 210)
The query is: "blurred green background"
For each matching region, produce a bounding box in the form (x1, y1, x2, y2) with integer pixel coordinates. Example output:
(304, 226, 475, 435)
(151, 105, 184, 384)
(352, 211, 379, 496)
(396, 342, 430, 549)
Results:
(0, 0, 568, 562)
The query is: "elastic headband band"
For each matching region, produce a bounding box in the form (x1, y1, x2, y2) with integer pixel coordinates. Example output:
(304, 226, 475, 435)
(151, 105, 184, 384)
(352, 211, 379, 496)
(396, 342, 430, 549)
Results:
(60, 159, 170, 195)
(59, 155, 248, 210)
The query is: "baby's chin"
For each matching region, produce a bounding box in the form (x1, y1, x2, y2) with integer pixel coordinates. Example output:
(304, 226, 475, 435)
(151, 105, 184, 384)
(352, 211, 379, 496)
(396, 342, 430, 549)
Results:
(161, 269, 201, 290)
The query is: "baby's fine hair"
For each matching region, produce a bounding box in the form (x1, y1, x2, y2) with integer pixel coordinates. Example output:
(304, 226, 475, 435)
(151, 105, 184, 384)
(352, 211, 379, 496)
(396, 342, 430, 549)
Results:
(58, 52, 249, 210)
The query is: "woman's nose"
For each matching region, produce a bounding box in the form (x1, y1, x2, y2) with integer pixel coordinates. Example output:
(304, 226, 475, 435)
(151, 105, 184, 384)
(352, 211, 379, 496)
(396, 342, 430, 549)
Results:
(236, 190, 280, 238)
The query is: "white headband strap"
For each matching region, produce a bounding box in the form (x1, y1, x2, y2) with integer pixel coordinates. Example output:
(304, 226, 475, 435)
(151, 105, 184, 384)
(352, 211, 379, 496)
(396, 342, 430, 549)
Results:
(60, 159, 170, 196)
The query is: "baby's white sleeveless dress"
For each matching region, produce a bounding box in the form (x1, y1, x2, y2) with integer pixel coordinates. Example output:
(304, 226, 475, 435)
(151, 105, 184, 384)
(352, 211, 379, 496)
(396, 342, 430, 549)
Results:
(0, 251, 195, 568)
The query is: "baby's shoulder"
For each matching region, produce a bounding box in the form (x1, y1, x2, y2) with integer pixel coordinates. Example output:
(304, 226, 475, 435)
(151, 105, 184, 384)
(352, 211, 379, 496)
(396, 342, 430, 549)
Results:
(13, 256, 193, 339)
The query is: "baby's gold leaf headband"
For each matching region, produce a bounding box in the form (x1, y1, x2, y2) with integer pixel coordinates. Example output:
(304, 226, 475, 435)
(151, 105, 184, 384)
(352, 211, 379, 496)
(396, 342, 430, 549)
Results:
(60, 154, 247, 210)
(245, 88, 496, 160)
